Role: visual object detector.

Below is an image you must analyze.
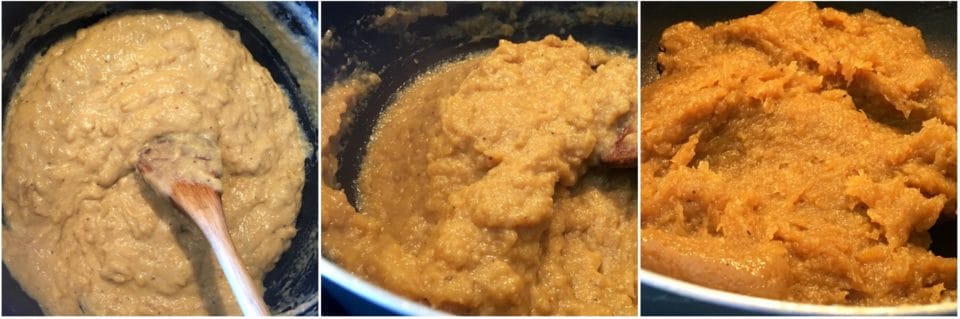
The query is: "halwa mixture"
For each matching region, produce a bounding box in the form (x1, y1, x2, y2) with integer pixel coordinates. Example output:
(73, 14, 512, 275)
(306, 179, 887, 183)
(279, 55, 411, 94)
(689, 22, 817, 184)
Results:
(3, 12, 306, 315)
(642, 2, 957, 305)
(322, 35, 638, 315)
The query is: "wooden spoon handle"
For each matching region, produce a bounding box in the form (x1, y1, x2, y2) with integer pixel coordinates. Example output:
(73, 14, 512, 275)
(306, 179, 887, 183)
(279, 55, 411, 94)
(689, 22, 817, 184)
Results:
(139, 135, 268, 316)
(176, 183, 269, 316)
(600, 112, 638, 167)
(196, 214, 271, 316)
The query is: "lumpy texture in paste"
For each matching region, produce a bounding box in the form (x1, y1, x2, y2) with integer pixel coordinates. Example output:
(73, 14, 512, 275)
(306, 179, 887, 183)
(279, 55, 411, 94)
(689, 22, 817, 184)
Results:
(322, 35, 637, 315)
(641, 2, 957, 305)
(3, 12, 306, 315)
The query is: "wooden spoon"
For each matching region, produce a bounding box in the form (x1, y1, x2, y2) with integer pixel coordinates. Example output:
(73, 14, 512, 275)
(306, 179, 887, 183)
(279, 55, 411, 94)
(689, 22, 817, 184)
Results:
(600, 112, 638, 167)
(135, 133, 270, 316)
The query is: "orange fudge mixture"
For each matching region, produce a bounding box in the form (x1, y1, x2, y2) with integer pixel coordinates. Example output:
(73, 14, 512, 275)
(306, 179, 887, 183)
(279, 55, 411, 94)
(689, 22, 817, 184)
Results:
(641, 2, 957, 305)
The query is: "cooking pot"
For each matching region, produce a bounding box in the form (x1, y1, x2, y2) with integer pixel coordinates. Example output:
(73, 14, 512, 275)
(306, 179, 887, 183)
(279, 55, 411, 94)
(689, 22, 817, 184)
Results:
(1, 2, 319, 315)
(321, 2, 637, 315)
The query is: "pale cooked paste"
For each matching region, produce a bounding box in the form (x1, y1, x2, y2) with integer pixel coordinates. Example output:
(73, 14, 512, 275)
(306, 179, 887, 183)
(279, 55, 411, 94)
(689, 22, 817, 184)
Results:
(3, 12, 306, 315)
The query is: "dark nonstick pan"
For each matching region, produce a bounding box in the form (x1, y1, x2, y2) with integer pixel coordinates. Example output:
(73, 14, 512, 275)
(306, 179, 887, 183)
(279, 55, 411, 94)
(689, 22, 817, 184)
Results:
(2, 2, 319, 315)
(321, 2, 637, 315)
(639, 2, 957, 315)
(324, 2, 638, 207)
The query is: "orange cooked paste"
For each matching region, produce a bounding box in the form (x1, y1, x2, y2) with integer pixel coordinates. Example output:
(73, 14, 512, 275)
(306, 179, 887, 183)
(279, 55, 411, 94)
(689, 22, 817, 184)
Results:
(324, 36, 638, 315)
(641, 2, 957, 305)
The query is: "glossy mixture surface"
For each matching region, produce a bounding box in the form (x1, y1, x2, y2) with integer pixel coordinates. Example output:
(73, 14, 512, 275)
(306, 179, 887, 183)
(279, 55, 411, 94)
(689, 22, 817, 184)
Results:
(641, 2, 957, 305)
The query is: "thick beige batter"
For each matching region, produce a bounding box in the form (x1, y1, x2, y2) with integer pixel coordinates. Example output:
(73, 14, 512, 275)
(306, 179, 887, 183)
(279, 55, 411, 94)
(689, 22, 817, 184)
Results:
(3, 12, 306, 315)
(323, 36, 637, 315)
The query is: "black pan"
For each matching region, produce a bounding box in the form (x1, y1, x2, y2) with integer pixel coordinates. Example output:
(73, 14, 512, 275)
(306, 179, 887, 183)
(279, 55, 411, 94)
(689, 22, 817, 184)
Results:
(321, 2, 637, 314)
(323, 2, 638, 206)
(2, 2, 319, 315)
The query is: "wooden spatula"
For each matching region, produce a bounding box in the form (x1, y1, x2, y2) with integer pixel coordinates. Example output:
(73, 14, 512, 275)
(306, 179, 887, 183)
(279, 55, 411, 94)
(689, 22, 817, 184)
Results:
(600, 112, 638, 167)
(136, 133, 269, 316)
